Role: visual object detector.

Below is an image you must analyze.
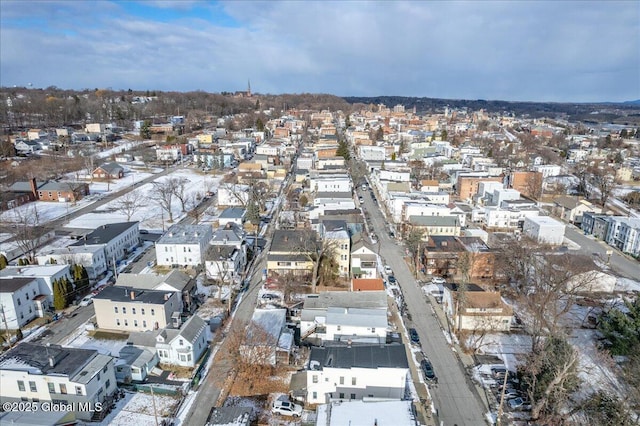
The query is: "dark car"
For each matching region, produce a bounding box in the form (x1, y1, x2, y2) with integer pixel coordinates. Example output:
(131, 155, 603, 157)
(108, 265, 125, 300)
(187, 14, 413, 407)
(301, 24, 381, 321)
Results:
(388, 275, 397, 284)
(409, 328, 420, 344)
(421, 359, 436, 381)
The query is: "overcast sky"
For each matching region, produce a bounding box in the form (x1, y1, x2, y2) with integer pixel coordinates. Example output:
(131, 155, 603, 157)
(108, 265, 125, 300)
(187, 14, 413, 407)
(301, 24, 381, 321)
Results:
(1, 0, 638, 102)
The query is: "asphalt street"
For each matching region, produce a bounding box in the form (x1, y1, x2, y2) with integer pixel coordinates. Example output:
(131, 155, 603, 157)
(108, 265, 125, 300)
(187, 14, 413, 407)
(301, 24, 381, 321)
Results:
(361, 187, 488, 426)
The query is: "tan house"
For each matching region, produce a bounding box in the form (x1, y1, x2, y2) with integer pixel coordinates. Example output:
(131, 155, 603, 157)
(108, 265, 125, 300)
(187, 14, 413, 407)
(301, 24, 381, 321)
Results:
(405, 215, 461, 238)
(266, 230, 315, 278)
(553, 196, 601, 225)
(93, 285, 182, 332)
(442, 283, 513, 331)
(456, 176, 502, 200)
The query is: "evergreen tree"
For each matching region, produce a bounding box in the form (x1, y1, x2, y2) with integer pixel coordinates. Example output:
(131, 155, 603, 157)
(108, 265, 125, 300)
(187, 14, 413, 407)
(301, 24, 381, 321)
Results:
(63, 277, 74, 306)
(73, 264, 90, 296)
(336, 140, 351, 161)
(15, 328, 23, 341)
(0, 254, 7, 270)
(52, 279, 66, 311)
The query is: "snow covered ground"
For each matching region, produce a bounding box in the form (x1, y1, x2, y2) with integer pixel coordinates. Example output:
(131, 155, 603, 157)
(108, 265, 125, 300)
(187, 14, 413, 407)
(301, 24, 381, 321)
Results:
(100, 391, 179, 426)
(63, 328, 128, 357)
(65, 169, 222, 231)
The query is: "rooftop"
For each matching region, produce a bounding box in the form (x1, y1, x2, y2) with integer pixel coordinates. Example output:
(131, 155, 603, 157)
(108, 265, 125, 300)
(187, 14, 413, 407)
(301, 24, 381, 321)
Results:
(157, 224, 212, 245)
(303, 291, 387, 310)
(0, 343, 100, 379)
(70, 222, 138, 246)
(309, 344, 408, 370)
(94, 285, 175, 305)
(0, 277, 37, 293)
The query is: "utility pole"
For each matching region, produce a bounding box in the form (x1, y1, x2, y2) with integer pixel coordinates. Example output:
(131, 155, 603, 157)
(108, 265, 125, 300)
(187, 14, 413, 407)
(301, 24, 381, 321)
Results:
(150, 385, 159, 426)
(1, 305, 11, 348)
(496, 369, 509, 426)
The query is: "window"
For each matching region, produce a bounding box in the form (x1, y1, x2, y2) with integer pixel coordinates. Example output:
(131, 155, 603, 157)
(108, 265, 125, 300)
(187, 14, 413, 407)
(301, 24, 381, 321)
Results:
(143, 320, 147, 328)
(48, 382, 55, 393)
(17, 298, 21, 306)
(134, 320, 138, 327)
(339, 393, 344, 399)
(96, 373, 100, 381)
(105, 380, 110, 389)
(132, 308, 136, 314)
(350, 393, 356, 399)
(151, 309, 155, 316)
(17, 380, 25, 392)
(124, 319, 128, 326)
(312, 391, 317, 399)
(339, 376, 344, 385)
(116, 319, 120, 326)
(122, 307, 126, 314)
(312, 375, 318, 383)
(180, 354, 186, 362)
(76, 386, 83, 395)
(336, 325, 341, 331)
(141, 308, 145, 315)
(371, 328, 375, 333)
(103, 365, 108, 373)
(59, 384, 67, 394)
(29, 381, 37, 392)
(179, 339, 184, 346)
(352, 377, 356, 385)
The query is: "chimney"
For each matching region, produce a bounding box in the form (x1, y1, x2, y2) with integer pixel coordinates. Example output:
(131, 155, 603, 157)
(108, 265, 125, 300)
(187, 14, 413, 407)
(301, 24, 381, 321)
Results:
(130, 291, 136, 300)
(30, 177, 38, 199)
(164, 293, 170, 301)
(48, 356, 56, 368)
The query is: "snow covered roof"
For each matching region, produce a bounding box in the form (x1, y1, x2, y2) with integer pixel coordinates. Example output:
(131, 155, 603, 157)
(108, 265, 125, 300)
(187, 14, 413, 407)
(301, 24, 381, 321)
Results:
(316, 400, 416, 426)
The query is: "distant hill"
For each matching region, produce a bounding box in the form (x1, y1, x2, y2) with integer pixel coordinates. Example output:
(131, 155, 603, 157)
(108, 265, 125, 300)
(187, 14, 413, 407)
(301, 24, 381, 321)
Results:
(342, 96, 640, 125)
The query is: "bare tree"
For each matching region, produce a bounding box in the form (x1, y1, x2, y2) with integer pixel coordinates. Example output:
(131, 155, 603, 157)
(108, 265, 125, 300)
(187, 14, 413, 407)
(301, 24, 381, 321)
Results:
(7, 205, 50, 263)
(151, 180, 176, 222)
(295, 230, 339, 293)
(590, 162, 619, 207)
(169, 177, 190, 212)
(524, 172, 543, 200)
(112, 190, 147, 221)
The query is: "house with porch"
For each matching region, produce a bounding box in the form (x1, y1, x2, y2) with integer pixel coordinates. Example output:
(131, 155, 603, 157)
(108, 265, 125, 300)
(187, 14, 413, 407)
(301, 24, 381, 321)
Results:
(350, 233, 378, 279)
(442, 283, 513, 331)
(266, 230, 315, 278)
(92, 162, 125, 180)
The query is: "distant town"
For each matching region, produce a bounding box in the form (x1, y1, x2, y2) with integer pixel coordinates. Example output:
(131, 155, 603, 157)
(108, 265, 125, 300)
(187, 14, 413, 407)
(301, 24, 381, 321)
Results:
(0, 88, 639, 426)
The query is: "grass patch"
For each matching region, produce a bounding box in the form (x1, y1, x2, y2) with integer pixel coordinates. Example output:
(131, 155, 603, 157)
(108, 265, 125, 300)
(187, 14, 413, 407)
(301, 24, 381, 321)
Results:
(90, 330, 130, 340)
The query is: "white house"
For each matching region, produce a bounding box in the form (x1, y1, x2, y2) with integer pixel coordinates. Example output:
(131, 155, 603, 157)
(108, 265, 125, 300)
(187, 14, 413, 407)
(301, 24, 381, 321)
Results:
(0, 343, 117, 421)
(523, 216, 566, 246)
(484, 206, 540, 229)
(115, 345, 158, 383)
(36, 245, 107, 281)
(0, 278, 42, 329)
(0, 265, 73, 306)
(205, 244, 246, 283)
(310, 175, 352, 193)
(69, 222, 139, 269)
(154, 315, 208, 368)
(155, 224, 213, 267)
(241, 309, 294, 366)
(300, 291, 388, 344)
(302, 345, 409, 404)
(217, 184, 250, 207)
(442, 283, 513, 332)
(350, 234, 378, 279)
(324, 229, 350, 278)
(218, 207, 246, 227)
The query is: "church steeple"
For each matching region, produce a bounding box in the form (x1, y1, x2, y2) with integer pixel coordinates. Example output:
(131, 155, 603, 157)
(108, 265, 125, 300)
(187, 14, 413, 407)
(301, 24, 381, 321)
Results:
(247, 79, 251, 97)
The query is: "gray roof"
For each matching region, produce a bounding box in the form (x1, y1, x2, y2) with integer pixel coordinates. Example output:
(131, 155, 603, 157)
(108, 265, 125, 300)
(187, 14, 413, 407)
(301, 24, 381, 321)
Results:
(0, 343, 101, 379)
(271, 230, 315, 253)
(247, 309, 287, 345)
(178, 315, 207, 344)
(94, 285, 173, 305)
(71, 222, 138, 246)
(0, 277, 36, 293)
(267, 253, 310, 262)
(219, 207, 246, 219)
(206, 406, 253, 426)
(210, 225, 244, 244)
(116, 270, 192, 292)
(118, 345, 156, 369)
(309, 345, 408, 370)
(157, 224, 211, 245)
(127, 330, 162, 348)
(206, 245, 238, 260)
(408, 215, 459, 227)
(325, 307, 388, 328)
(303, 291, 387, 310)
(8, 181, 42, 192)
(322, 219, 348, 232)
(96, 162, 124, 174)
(316, 191, 353, 199)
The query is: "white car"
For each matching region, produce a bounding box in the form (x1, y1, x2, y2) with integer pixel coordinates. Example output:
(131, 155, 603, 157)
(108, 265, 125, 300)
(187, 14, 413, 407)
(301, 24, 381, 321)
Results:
(79, 296, 94, 307)
(272, 400, 303, 417)
(431, 277, 446, 285)
(384, 265, 393, 275)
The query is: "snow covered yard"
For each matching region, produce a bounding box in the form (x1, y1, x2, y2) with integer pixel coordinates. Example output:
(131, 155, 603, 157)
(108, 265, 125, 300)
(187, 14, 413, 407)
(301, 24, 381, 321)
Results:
(64, 328, 128, 357)
(102, 391, 179, 426)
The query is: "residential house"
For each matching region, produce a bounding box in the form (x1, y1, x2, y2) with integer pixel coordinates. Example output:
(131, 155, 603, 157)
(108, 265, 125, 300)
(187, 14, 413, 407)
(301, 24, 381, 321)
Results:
(206, 406, 254, 426)
(0, 265, 72, 306)
(422, 236, 496, 284)
(8, 178, 89, 203)
(0, 343, 117, 421)
(241, 309, 294, 365)
(299, 344, 409, 404)
(315, 400, 417, 426)
(324, 228, 350, 278)
(0, 278, 42, 329)
(210, 224, 246, 249)
(218, 207, 246, 227)
(442, 283, 513, 332)
(523, 216, 566, 246)
(419, 180, 440, 192)
(351, 278, 384, 292)
(92, 162, 125, 180)
(153, 315, 208, 368)
(115, 270, 197, 314)
(404, 215, 461, 238)
(36, 245, 107, 281)
(155, 224, 213, 267)
(92, 285, 182, 332)
(456, 175, 503, 200)
(605, 217, 640, 256)
(553, 196, 600, 225)
(508, 171, 543, 199)
(27, 129, 48, 141)
(70, 222, 139, 269)
(14, 139, 41, 154)
(205, 244, 246, 284)
(266, 230, 315, 278)
(217, 184, 249, 208)
(350, 233, 378, 279)
(115, 345, 158, 383)
(300, 291, 388, 344)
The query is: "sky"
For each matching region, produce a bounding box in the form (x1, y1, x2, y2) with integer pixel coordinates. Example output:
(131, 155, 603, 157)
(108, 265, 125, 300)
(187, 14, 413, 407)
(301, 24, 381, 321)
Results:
(1, 0, 639, 103)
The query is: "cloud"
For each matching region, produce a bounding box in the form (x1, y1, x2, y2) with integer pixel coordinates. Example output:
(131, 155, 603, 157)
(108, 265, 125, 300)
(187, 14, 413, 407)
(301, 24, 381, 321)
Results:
(1, 0, 638, 101)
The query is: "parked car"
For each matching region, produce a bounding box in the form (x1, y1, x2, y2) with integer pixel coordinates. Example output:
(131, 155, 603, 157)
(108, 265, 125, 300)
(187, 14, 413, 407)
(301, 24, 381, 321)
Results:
(384, 265, 393, 275)
(421, 359, 437, 381)
(272, 400, 303, 417)
(500, 388, 520, 399)
(261, 293, 279, 300)
(388, 275, 397, 284)
(507, 397, 529, 410)
(431, 277, 446, 285)
(409, 328, 420, 344)
(79, 296, 94, 307)
(358, 196, 364, 202)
